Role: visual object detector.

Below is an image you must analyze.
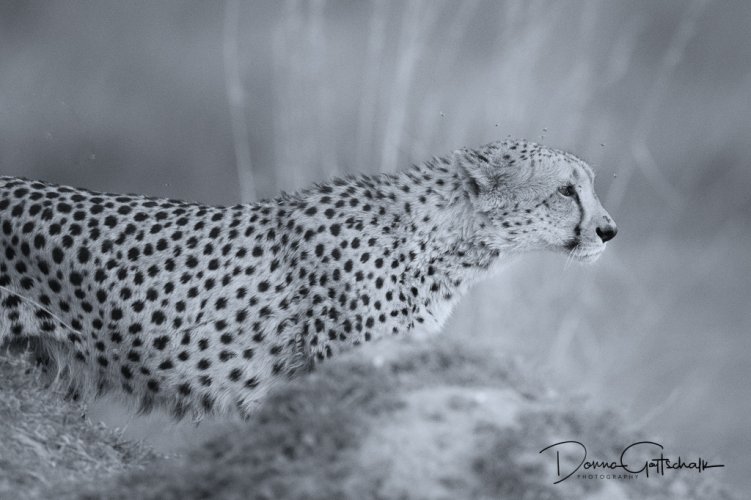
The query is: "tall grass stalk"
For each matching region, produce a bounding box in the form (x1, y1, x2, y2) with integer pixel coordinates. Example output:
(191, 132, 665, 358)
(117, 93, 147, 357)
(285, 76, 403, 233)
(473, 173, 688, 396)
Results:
(356, 0, 389, 168)
(223, 0, 256, 202)
(606, 0, 708, 211)
(379, 0, 442, 172)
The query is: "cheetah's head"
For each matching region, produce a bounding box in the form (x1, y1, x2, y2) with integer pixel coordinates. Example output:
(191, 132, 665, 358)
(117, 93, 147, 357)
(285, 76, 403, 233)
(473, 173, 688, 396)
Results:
(457, 139, 617, 262)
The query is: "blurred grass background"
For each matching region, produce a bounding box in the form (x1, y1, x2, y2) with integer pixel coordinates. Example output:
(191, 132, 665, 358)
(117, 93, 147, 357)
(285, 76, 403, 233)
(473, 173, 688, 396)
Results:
(0, 0, 748, 491)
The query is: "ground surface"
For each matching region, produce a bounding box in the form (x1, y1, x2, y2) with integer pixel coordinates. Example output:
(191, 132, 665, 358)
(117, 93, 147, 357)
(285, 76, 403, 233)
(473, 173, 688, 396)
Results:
(0, 336, 731, 500)
(0, 349, 157, 500)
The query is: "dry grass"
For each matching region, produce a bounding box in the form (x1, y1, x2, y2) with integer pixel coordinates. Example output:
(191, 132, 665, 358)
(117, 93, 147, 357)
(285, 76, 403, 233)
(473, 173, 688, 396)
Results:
(0, 349, 158, 500)
(65, 337, 736, 500)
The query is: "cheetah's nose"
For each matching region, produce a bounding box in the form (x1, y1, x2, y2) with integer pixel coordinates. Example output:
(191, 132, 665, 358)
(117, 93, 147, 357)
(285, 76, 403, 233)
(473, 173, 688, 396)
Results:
(596, 224, 617, 243)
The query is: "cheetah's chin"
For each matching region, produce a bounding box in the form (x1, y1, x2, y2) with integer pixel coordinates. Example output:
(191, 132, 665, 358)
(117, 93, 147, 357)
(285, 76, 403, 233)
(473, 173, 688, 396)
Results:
(570, 248, 604, 263)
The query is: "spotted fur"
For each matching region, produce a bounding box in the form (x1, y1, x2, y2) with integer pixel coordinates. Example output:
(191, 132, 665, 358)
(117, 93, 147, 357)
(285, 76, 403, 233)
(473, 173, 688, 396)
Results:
(0, 139, 616, 419)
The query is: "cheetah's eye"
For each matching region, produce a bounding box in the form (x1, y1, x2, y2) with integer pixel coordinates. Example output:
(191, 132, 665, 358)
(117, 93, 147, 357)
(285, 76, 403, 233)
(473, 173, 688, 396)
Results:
(558, 184, 576, 197)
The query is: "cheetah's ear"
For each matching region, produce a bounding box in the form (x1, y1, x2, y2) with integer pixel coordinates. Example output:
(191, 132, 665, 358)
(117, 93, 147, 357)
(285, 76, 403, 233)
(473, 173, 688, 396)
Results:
(454, 148, 495, 197)
(453, 148, 514, 196)
(454, 148, 524, 209)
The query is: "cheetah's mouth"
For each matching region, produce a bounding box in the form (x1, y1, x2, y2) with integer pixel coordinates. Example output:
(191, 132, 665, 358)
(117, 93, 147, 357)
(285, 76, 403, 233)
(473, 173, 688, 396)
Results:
(564, 238, 580, 251)
(573, 250, 603, 263)
(566, 244, 604, 263)
(561, 238, 604, 262)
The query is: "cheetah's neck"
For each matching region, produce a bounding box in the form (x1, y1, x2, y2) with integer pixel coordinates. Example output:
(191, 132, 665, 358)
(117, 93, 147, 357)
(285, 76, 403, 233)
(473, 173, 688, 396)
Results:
(374, 157, 514, 334)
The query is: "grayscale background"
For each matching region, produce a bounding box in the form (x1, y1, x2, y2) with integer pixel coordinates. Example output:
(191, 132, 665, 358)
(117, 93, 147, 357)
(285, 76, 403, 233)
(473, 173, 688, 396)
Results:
(1, 0, 749, 492)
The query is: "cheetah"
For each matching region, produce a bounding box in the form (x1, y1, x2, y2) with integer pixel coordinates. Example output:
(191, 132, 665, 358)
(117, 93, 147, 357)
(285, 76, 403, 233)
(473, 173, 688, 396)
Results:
(0, 139, 616, 418)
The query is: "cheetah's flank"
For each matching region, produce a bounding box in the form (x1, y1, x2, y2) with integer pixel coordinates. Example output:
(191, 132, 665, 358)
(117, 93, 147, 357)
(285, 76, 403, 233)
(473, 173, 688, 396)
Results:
(0, 139, 616, 418)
